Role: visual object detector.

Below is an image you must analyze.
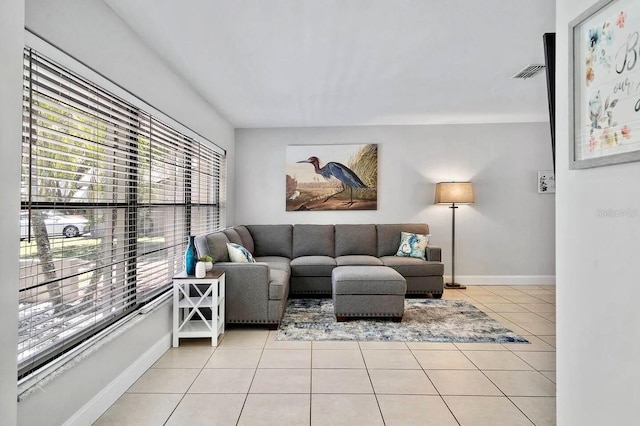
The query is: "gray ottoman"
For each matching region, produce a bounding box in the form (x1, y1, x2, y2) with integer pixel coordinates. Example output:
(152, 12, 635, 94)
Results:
(332, 266, 407, 322)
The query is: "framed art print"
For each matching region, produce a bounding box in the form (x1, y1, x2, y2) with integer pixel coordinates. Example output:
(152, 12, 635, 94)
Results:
(569, 0, 640, 169)
(538, 170, 556, 193)
(285, 144, 377, 211)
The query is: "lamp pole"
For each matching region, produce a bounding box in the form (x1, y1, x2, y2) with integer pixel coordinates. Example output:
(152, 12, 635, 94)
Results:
(451, 203, 457, 284)
(447, 202, 466, 289)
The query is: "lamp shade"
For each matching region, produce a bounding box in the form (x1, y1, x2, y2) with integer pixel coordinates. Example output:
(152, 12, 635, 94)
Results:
(435, 182, 474, 204)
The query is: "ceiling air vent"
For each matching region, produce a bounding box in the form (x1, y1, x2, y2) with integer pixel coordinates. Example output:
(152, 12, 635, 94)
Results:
(512, 64, 545, 79)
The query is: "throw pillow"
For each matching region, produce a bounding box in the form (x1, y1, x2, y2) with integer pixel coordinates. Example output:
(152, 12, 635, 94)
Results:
(227, 242, 256, 263)
(395, 232, 430, 260)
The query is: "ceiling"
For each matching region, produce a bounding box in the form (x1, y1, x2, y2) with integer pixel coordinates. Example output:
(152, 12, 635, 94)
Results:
(104, 0, 556, 129)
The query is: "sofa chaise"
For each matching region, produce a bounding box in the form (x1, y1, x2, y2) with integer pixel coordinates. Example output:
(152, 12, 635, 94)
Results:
(194, 223, 444, 328)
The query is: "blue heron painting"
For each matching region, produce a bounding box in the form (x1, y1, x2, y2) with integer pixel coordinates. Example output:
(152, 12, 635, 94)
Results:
(286, 144, 377, 211)
(296, 156, 367, 205)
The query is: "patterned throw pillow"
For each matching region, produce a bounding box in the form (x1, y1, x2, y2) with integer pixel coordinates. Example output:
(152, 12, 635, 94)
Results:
(227, 242, 256, 263)
(395, 232, 430, 260)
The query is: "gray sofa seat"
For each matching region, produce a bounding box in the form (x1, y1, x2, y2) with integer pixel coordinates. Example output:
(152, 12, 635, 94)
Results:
(291, 256, 336, 276)
(336, 255, 383, 266)
(379, 256, 445, 276)
(254, 256, 291, 273)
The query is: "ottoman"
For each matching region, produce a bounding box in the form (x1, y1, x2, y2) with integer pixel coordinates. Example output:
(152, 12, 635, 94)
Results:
(332, 266, 407, 322)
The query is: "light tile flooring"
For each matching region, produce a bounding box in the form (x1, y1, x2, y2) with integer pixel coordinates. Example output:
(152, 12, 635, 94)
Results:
(95, 285, 556, 426)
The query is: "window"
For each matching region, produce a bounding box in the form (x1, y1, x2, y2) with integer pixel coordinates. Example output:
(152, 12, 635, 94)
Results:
(18, 47, 225, 378)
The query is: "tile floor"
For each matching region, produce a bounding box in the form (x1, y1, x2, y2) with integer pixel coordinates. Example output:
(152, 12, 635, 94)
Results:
(95, 285, 556, 426)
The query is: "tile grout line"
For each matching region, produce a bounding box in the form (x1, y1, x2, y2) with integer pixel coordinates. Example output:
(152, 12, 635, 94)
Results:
(357, 340, 386, 425)
(161, 343, 218, 425)
(309, 342, 313, 425)
(236, 334, 269, 425)
(407, 341, 463, 425)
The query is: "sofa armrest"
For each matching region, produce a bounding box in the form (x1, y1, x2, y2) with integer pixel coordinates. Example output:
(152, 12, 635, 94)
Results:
(213, 262, 270, 285)
(212, 262, 271, 322)
(426, 247, 441, 262)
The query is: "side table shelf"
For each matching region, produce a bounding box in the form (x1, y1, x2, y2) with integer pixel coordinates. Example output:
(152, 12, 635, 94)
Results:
(172, 270, 225, 347)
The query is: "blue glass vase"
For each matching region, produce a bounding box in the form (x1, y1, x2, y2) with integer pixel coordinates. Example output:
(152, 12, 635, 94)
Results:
(184, 235, 197, 276)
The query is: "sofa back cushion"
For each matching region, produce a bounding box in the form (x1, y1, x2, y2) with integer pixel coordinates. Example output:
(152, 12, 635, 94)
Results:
(234, 226, 255, 254)
(246, 225, 293, 258)
(335, 224, 377, 256)
(376, 223, 430, 257)
(223, 228, 243, 245)
(195, 232, 231, 262)
(293, 224, 335, 258)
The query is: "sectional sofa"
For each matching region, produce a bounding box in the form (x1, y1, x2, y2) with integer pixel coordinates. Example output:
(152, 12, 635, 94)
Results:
(194, 223, 444, 328)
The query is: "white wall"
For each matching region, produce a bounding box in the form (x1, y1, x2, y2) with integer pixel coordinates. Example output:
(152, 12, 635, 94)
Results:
(556, 1, 640, 424)
(235, 123, 556, 283)
(0, 1, 24, 424)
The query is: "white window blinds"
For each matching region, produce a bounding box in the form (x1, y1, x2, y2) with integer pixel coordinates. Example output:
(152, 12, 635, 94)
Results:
(18, 47, 225, 378)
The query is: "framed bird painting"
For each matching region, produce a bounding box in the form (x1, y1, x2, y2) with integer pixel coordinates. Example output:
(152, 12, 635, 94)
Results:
(286, 144, 378, 211)
(569, 0, 640, 169)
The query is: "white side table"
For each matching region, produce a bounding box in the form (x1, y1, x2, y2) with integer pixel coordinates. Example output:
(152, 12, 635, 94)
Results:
(172, 270, 225, 347)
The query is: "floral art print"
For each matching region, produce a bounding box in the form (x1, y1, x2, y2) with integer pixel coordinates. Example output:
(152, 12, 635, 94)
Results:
(574, 0, 640, 164)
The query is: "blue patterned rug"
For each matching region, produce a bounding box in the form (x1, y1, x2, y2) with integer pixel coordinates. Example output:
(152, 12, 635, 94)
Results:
(276, 299, 528, 343)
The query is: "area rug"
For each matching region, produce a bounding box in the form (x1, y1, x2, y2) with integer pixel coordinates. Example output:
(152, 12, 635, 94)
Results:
(276, 299, 528, 343)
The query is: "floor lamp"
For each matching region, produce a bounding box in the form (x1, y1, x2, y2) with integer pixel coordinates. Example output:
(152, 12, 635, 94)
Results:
(435, 182, 474, 290)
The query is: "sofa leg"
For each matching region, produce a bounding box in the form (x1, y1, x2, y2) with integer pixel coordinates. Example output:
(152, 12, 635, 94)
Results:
(336, 316, 346, 322)
(391, 317, 402, 323)
(266, 324, 279, 330)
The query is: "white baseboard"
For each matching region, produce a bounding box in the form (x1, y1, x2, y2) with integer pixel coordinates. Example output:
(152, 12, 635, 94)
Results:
(444, 275, 556, 285)
(64, 332, 172, 426)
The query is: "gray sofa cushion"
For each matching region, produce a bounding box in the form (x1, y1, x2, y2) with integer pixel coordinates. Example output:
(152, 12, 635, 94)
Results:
(223, 228, 243, 245)
(379, 256, 444, 276)
(376, 224, 430, 257)
(254, 256, 291, 274)
(293, 224, 335, 258)
(195, 232, 230, 262)
(247, 225, 293, 258)
(335, 224, 377, 256)
(290, 256, 337, 277)
(234, 226, 255, 254)
(335, 255, 383, 266)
